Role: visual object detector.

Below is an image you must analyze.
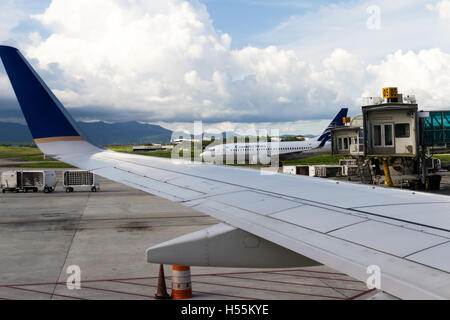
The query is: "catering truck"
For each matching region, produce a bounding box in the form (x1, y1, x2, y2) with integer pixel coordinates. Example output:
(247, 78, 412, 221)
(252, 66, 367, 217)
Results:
(1, 170, 56, 193)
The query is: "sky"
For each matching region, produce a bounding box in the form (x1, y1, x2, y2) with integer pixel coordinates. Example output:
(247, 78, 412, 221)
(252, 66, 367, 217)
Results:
(0, 0, 450, 135)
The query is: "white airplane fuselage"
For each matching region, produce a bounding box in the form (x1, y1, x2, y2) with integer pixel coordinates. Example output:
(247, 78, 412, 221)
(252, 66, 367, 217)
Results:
(200, 139, 331, 163)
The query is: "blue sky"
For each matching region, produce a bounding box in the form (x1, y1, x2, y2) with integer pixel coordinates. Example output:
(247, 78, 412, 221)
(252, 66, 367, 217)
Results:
(201, 0, 328, 48)
(1, 0, 450, 135)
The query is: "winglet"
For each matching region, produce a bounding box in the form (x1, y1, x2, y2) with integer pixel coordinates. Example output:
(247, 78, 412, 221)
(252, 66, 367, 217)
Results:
(0, 45, 85, 144)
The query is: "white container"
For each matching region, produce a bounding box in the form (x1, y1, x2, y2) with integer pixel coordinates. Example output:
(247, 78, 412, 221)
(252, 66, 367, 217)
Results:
(310, 165, 343, 178)
(342, 165, 359, 176)
(1, 171, 45, 193)
(44, 171, 56, 193)
(283, 165, 310, 176)
(63, 170, 99, 192)
(282, 166, 297, 175)
(22, 171, 44, 188)
(1, 171, 19, 191)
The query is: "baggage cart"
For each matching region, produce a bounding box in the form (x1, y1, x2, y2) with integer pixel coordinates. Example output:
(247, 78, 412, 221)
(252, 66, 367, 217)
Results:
(63, 170, 99, 192)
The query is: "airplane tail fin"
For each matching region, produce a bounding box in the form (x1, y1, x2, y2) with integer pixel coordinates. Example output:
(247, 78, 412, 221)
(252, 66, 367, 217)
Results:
(316, 108, 348, 143)
(0, 45, 93, 147)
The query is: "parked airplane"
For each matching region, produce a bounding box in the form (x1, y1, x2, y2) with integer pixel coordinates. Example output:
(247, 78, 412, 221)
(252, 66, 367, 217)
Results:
(1, 45, 449, 299)
(200, 108, 348, 164)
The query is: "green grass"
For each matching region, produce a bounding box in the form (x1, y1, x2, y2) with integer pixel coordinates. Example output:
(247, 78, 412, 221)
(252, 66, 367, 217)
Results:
(281, 153, 342, 166)
(108, 145, 133, 153)
(18, 155, 57, 162)
(434, 154, 450, 162)
(19, 161, 75, 168)
(0, 146, 43, 159)
(222, 153, 341, 167)
(0, 146, 72, 168)
(107, 145, 209, 160)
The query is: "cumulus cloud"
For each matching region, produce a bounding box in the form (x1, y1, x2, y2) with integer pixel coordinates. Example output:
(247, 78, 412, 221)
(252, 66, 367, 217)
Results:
(26, 0, 231, 118)
(156, 119, 332, 136)
(0, 74, 13, 97)
(427, 0, 450, 21)
(0, 1, 26, 42)
(17, 0, 363, 124)
(366, 48, 450, 109)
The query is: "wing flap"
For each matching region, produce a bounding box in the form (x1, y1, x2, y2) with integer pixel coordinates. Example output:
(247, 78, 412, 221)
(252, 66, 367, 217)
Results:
(271, 205, 368, 233)
(407, 241, 450, 273)
(329, 220, 448, 257)
(353, 203, 450, 231)
(208, 190, 302, 216)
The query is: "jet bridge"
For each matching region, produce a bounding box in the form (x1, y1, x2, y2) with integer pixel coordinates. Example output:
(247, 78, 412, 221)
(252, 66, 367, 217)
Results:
(331, 88, 442, 190)
(424, 111, 450, 149)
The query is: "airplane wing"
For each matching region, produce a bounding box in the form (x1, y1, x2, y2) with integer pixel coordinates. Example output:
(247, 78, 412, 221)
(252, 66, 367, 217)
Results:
(1, 45, 449, 300)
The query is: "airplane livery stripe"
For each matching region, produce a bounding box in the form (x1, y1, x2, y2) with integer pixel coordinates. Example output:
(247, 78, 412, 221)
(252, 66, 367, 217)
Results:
(34, 136, 85, 144)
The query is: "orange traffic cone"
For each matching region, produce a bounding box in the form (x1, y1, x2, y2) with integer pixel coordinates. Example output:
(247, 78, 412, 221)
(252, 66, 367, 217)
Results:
(171, 265, 192, 299)
(154, 264, 171, 299)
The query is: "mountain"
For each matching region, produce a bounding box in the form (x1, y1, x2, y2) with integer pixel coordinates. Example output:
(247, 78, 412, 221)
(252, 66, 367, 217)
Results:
(171, 131, 244, 140)
(0, 122, 33, 143)
(0, 121, 316, 145)
(0, 121, 172, 145)
(77, 121, 172, 145)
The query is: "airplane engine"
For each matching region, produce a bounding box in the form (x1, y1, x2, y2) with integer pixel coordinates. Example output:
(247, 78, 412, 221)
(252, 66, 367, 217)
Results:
(147, 223, 320, 268)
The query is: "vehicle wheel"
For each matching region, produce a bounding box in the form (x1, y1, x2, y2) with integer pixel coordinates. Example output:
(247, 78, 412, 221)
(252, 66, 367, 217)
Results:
(70, 188, 74, 193)
(2, 189, 5, 193)
(91, 187, 97, 192)
(44, 188, 49, 193)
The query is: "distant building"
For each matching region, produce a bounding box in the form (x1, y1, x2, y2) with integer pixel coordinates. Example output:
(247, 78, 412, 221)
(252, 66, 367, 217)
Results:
(171, 138, 201, 144)
(133, 145, 172, 152)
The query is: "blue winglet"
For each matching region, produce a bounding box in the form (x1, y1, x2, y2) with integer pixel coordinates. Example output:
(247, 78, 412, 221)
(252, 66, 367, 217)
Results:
(0, 45, 83, 141)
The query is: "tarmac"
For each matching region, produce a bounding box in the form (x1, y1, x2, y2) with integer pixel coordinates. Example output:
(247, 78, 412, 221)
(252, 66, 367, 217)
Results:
(0, 167, 377, 300)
